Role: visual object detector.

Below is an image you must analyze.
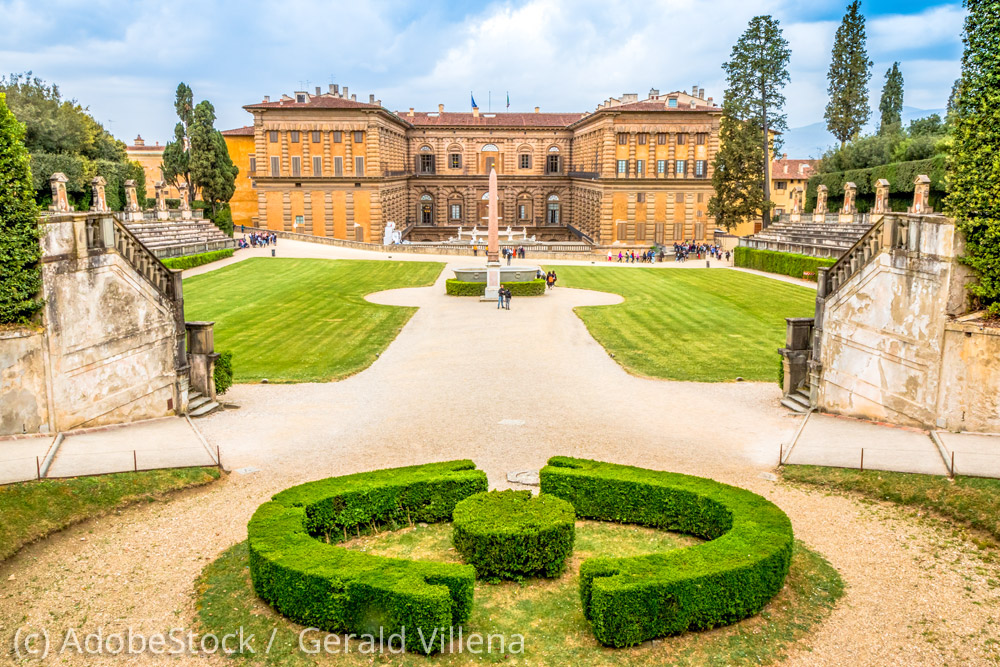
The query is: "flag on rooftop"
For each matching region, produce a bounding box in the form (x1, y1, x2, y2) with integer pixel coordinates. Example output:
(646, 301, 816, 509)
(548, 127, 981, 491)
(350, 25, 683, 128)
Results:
(470, 92, 477, 109)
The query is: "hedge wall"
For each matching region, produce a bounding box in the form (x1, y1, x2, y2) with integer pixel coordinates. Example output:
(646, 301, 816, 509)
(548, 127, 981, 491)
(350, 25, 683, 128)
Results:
(161, 248, 234, 271)
(248, 460, 487, 654)
(452, 490, 575, 580)
(733, 247, 834, 281)
(214, 351, 233, 395)
(805, 155, 946, 213)
(539, 457, 793, 647)
(445, 278, 546, 296)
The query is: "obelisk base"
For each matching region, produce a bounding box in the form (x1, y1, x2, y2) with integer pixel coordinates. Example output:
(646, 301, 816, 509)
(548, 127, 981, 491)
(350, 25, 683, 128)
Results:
(481, 261, 502, 302)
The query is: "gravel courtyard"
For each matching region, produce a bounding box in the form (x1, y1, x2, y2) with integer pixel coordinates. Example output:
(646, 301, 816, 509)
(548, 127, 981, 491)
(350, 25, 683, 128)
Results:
(1, 244, 997, 666)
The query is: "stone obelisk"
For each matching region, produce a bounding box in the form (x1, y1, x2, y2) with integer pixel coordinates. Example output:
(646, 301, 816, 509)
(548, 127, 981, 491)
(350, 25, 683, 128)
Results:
(483, 166, 502, 302)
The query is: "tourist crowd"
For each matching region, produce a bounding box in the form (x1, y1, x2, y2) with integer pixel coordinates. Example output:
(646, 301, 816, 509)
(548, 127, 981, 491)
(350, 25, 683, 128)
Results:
(238, 232, 278, 249)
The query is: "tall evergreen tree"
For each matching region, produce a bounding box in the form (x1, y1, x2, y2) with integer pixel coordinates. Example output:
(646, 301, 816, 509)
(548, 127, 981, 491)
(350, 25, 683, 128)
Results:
(878, 62, 904, 135)
(0, 92, 43, 324)
(709, 15, 790, 229)
(162, 82, 194, 202)
(825, 1, 873, 148)
(946, 77, 962, 125)
(946, 0, 1000, 317)
(188, 101, 238, 226)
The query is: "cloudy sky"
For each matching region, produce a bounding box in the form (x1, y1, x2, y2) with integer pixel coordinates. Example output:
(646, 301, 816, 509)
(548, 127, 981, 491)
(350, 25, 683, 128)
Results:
(1, 0, 964, 149)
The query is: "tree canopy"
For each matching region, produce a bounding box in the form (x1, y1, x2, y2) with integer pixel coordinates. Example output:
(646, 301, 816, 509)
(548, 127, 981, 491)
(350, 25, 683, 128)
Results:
(824, 1, 873, 148)
(878, 62, 904, 135)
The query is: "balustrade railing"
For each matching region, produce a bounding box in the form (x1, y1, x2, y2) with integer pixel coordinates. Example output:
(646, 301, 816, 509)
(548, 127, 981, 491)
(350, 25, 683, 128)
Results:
(823, 216, 885, 297)
(85, 214, 177, 301)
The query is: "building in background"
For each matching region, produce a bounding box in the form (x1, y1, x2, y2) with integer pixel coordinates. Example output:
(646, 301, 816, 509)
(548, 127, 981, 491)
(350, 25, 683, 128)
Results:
(770, 157, 818, 217)
(125, 135, 181, 200)
(223, 85, 727, 245)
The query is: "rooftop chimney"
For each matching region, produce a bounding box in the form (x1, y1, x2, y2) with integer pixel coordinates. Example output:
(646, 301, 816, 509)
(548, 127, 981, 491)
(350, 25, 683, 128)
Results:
(134, 135, 144, 147)
(707, 96, 714, 105)
(369, 93, 375, 103)
(699, 88, 705, 99)
(315, 86, 321, 95)
(649, 88, 659, 98)
(408, 108, 414, 117)
(692, 85, 698, 96)
(438, 103, 444, 113)
(333, 84, 339, 95)
(342, 86, 348, 98)
(534, 106, 540, 113)
(263, 95, 270, 102)
(472, 106, 479, 118)
(328, 83, 335, 94)
(351, 94, 356, 101)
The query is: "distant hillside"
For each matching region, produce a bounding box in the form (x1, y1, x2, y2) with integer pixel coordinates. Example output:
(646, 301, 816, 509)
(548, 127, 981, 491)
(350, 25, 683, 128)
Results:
(782, 106, 946, 160)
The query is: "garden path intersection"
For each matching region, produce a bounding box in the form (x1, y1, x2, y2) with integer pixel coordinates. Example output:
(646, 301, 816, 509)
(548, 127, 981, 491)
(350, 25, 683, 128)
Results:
(1, 242, 998, 665)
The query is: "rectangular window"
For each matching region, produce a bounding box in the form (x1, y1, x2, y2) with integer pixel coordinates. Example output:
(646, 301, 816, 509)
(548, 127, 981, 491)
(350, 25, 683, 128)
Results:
(675, 159, 686, 176)
(353, 131, 364, 143)
(249, 156, 257, 173)
(674, 222, 684, 239)
(449, 153, 461, 169)
(546, 154, 560, 174)
(676, 134, 687, 145)
(333, 131, 343, 143)
(450, 204, 461, 220)
(616, 221, 627, 241)
(657, 133, 666, 145)
(518, 204, 527, 220)
(636, 222, 646, 240)
(617, 133, 628, 145)
(290, 131, 300, 143)
(268, 131, 278, 143)
(636, 193, 645, 203)
(291, 156, 301, 177)
(697, 193, 704, 203)
(636, 159, 645, 176)
(637, 134, 647, 145)
(519, 154, 531, 169)
(616, 159, 628, 175)
(695, 160, 706, 177)
(333, 156, 343, 176)
(697, 133, 707, 145)
(695, 223, 705, 239)
(313, 156, 322, 175)
(419, 154, 435, 174)
(668, 98, 678, 108)
(294, 215, 304, 227)
(312, 131, 321, 143)
(775, 181, 787, 190)
(355, 156, 364, 176)
(270, 156, 280, 175)
(657, 160, 666, 174)
(675, 192, 685, 203)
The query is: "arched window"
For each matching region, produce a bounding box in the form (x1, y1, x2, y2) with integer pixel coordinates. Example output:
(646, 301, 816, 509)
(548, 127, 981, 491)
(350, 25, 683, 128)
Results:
(481, 144, 499, 152)
(517, 192, 533, 222)
(546, 148, 561, 174)
(546, 194, 560, 225)
(548, 146, 560, 152)
(417, 146, 435, 174)
(419, 193, 434, 225)
(481, 144, 499, 173)
(419, 145, 433, 152)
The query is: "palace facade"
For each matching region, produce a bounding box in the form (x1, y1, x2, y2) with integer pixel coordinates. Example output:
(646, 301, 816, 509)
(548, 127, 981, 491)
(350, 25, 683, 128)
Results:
(222, 85, 722, 245)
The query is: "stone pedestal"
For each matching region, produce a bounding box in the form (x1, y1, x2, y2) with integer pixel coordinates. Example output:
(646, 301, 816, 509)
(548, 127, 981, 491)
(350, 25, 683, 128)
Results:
(186, 321, 218, 401)
(483, 262, 501, 302)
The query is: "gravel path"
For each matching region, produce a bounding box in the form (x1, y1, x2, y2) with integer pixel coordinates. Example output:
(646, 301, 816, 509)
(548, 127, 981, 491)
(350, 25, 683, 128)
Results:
(1, 249, 997, 665)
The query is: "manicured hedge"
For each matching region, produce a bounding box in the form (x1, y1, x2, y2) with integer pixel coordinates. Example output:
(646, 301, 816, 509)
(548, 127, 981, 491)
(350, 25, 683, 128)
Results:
(805, 155, 946, 213)
(452, 490, 575, 580)
(214, 350, 233, 395)
(161, 248, 234, 270)
(540, 456, 793, 647)
(248, 460, 487, 654)
(734, 246, 834, 281)
(445, 278, 546, 296)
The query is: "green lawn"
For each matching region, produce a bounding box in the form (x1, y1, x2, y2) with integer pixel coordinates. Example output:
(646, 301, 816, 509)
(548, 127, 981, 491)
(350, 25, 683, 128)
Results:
(183, 258, 444, 383)
(548, 267, 815, 382)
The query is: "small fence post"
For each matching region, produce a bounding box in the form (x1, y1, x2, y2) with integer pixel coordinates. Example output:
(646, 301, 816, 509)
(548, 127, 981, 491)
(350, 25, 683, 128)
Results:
(951, 451, 955, 478)
(779, 443, 783, 466)
(860, 448, 864, 472)
(133, 450, 137, 472)
(36, 456, 41, 480)
(216, 445, 221, 469)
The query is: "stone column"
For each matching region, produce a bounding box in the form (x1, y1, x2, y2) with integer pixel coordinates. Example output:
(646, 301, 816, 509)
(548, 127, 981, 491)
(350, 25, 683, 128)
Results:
(178, 183, 192, 219)
(155, 181, 169, 220)
(873, 178, 890, 214)
(123, 179, 141, 221)
(790, 187, 802, 221)
(186, 321, 218, 401)
(840, 181, 857, 221)
(90, 176, 109, 212)
(49, 172, 72, 212)
(911, 174, 932, 214)
(814, 184, 828, 221)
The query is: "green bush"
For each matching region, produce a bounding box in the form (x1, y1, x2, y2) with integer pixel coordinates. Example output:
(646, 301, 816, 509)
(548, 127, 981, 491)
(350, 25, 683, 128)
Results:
(540, 457, 793, 647)
(805, 155, 946, 213)
(248, 461, 487, 654)
(445, 278, 546, 296)
(213, 350, 233, 395)
(452, 490, 575, 580)
(734, 247, 834, 281)
(161, 248, 234, 271)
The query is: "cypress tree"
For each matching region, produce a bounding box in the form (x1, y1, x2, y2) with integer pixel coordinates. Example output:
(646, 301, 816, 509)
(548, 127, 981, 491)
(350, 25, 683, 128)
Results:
(0, 92, 43, 324)
(946, 0, 1000, 317)
(162, 83, 194, 202)
(878, 62, 904, 135)
(188, 101, 238, 231)
(709, 15, 790, 229)
(825, 1, 873, 148)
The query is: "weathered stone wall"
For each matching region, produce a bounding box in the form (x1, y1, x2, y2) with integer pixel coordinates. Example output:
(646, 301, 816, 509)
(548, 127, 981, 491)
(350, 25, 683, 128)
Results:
(939, 321, 1000, 433)
(0, 329, 49, 434)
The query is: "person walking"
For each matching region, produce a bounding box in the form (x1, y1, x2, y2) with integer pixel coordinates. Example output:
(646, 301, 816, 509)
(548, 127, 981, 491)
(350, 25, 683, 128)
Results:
(497, 285, 505, 309)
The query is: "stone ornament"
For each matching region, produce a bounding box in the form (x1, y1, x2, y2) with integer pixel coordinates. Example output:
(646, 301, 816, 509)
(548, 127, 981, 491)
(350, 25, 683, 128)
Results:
(873, 178, 890, 214)
(49, 172, 72, 212)
(842, 182, 857, 215)
(911, 174, 932, 214)
(91, 176, 109, 213)
(815, 185, 829, 215)
(123, 179, 140, 212)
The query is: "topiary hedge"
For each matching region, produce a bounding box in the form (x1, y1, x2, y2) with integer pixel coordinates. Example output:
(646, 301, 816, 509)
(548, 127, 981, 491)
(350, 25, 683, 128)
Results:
(213, 350, 233, 395)
(247, 460, 487, 654)
(445, 278, 546, 296)
(161, 248, 234, 270)
(540, 456, 793, 647)
(452, 490, 575, 580)
(805, 155, 946, 213)
(734, 246, 834, 281)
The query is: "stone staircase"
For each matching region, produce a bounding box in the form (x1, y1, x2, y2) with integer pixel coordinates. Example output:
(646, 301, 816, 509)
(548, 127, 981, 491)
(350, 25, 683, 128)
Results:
(187, 389, 221, 418)
(780, 381, 812, 414)
(123, 219, 236, 259)
(741, 217, 872, 259)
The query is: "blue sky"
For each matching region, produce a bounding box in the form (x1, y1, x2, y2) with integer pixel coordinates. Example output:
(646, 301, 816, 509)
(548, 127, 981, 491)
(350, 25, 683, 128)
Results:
(0, 0, 964, 153)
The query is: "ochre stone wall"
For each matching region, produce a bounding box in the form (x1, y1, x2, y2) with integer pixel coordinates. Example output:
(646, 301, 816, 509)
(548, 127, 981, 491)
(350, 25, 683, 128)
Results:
(0, 329, 49, 435)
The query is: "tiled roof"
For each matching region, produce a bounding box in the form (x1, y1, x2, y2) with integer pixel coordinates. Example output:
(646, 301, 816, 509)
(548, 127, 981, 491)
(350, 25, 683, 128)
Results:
(610, 100, 719, 112)
(400, 111, 586, 128)
(772, 159, 818, 178)
(221, 126, 255, 136)
(125, 145, 164, 152)
(245, 96, 380, 110)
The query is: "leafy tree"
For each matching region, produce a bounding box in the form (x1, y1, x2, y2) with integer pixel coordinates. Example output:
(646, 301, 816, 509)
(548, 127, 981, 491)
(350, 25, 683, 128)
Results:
(878, 62, 904, 135)
(709, 15, 790, 229)
(946, 77, 962, 125)
(946, 0, 1000, 317)
(0, 92, 43, 324)
(162, 83, 194, 202)
(188, 100, 238, 231)
(825, 1, 873, 148)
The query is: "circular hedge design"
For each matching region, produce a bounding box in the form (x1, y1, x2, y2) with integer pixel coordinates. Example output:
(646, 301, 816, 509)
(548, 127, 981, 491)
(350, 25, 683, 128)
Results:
(452, 490, 575, 580)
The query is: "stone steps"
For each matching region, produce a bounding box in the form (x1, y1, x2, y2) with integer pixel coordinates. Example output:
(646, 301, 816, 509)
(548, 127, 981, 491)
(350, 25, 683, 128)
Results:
(187, 390, 221, 418)
(124, 220, 234, 257)
(780, 388, 811, 414)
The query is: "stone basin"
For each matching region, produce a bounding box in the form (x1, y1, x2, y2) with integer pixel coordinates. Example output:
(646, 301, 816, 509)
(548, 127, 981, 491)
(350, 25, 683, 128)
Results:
(453, 266, 542, 283)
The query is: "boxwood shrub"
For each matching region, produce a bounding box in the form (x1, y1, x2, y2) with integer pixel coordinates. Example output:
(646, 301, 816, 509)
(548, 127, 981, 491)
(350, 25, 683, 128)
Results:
(247, 460, 487, 654)
(161, 248, 234, 270)
(539, 456, 793, 647)
(734, 246, 834, 281)
(445, 278, 546, 296)
(213, 351, 233, 395)
(452, 490, 575, 580)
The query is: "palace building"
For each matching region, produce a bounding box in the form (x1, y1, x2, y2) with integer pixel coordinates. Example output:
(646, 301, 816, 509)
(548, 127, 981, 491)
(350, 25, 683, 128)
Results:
(222, 85, 722, 245)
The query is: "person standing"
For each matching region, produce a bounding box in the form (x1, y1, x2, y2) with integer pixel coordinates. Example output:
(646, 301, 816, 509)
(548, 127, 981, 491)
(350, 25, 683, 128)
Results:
(503, 286, 512, 310)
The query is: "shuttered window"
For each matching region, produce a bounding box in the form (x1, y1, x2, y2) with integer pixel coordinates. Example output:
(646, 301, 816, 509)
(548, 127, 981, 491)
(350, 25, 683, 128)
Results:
(519, 154, 531, 169)
(355, 156, 364, 175)
(312, 131, 321, 143)
(333, 131, 342, 143)
(333, 156, 343, 176)
(270, 156, 280, 175)
(291, 156, 301, 177)
(290, 131, 300, 143)
(313, 156, 322, 175)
